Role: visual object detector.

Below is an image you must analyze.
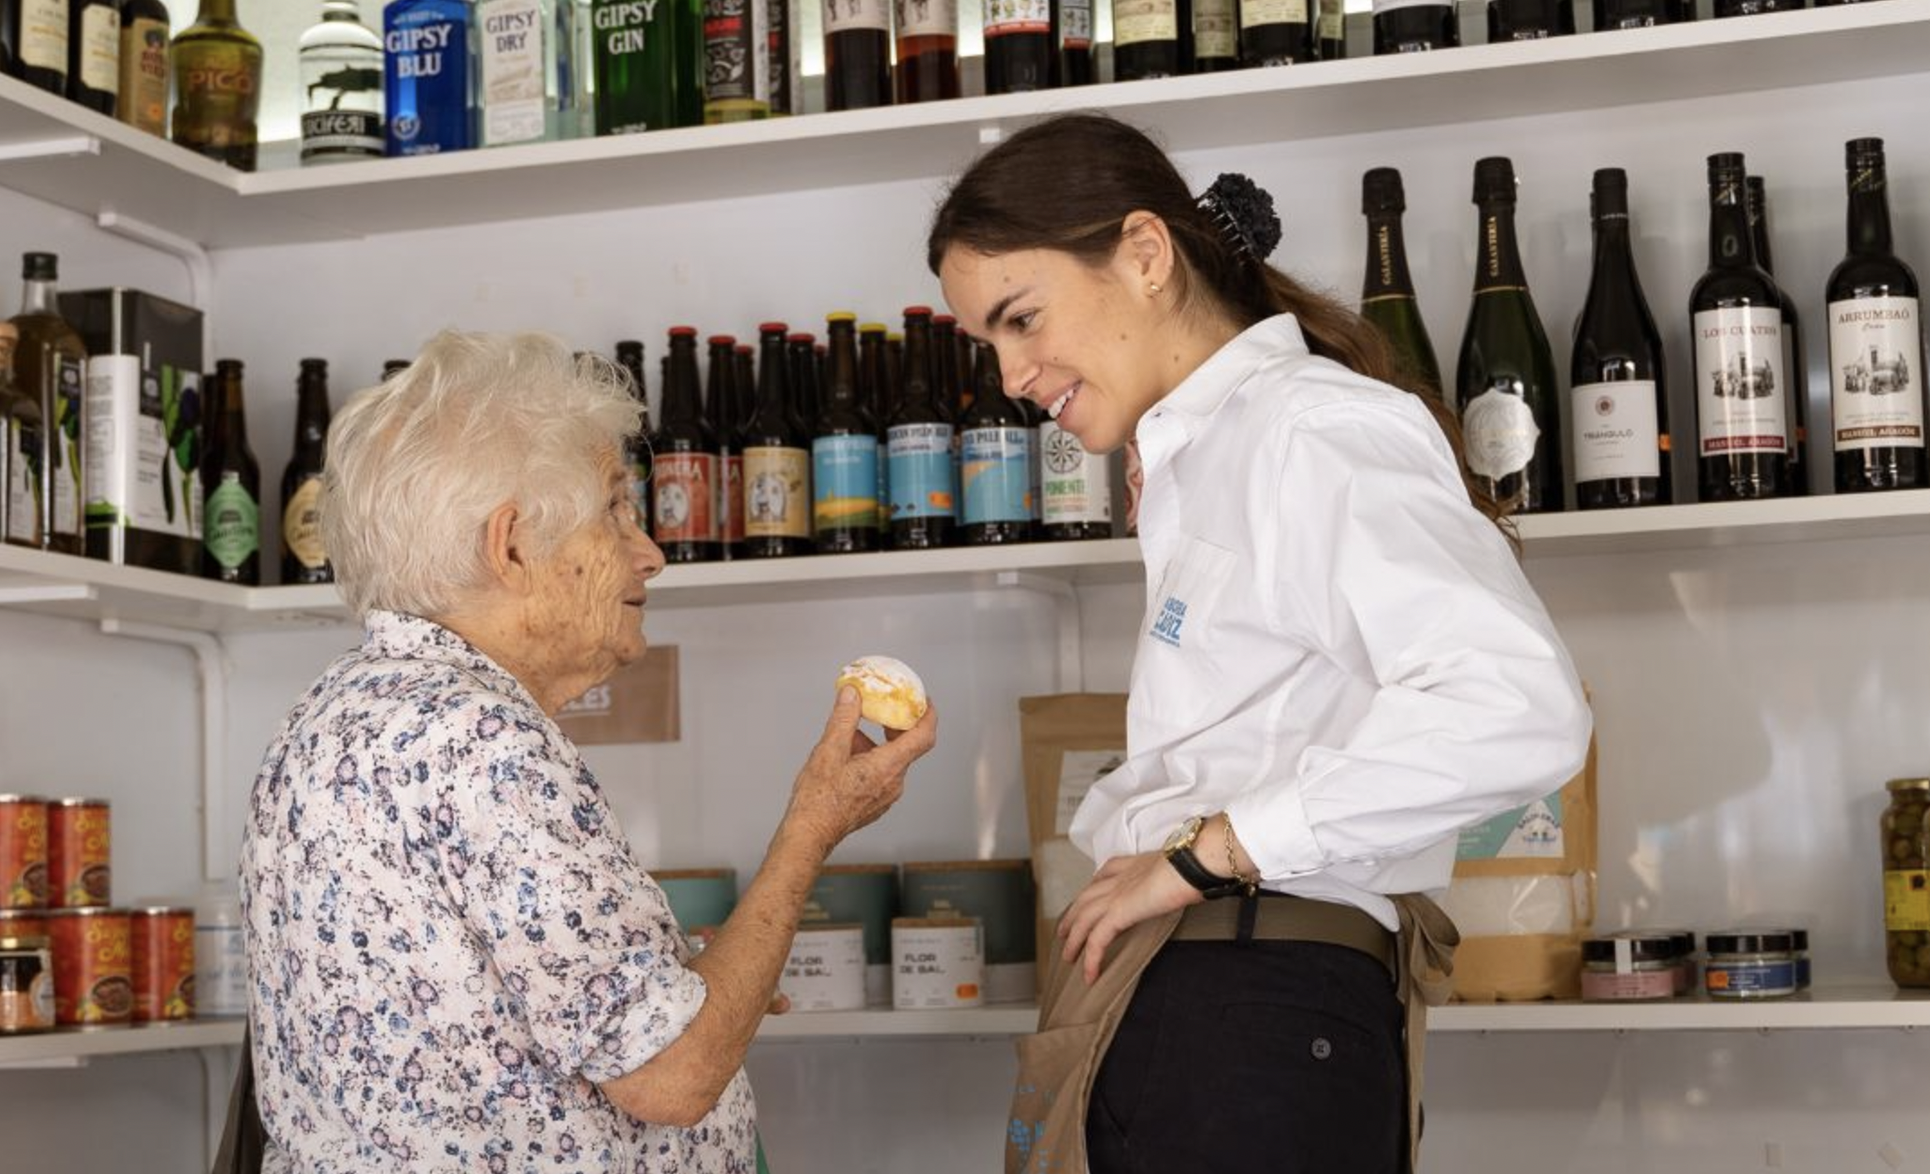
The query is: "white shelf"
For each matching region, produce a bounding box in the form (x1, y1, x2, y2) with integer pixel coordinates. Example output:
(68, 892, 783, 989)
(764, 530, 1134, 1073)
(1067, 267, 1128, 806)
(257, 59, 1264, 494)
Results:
(757, 1005, 1041, 1040)
(0, 2, 1925, 246)
(0, 1018, 244, 1067)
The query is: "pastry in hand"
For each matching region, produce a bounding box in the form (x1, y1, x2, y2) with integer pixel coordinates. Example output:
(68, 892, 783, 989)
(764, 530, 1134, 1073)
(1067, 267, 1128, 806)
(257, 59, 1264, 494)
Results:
(835, 656, 929, 730)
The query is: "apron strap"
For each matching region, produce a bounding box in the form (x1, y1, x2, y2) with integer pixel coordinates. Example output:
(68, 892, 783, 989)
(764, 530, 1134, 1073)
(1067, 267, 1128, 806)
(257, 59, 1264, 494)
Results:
(1392, 894, 1461, 1174)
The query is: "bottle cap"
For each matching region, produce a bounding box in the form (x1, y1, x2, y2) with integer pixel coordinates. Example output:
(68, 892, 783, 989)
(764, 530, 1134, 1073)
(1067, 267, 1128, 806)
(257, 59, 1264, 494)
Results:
(668, 325, 698, 338)
(216, 358, 245, 375)
(826, 311, 858, 324)
(1362, 167, 1405, 215)
(787, 332, 816, 345)
(932, 313, 957, 326)
(1591, 168, 1629, 219)
(859, 322, 887, 334)
(21, 252, 56, 281)
(1847, 136, 1885, 165)
(758, 321, 788, 335)
(615, 339, 644, 356)
(903, 305, 934, 319)
(299, 357, 329, 372)
(707, 334, 736, 347)
(1472, 157, 1516, 204)
(1706, 152, 1747, 183)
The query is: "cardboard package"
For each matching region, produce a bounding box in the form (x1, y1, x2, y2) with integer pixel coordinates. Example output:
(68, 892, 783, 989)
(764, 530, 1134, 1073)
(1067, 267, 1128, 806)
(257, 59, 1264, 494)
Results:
(1017, 693, 1129, 988)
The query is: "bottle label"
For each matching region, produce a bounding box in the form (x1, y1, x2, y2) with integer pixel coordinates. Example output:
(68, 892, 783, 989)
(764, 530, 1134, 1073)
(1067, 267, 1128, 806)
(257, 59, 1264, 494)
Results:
(479, 0, 550, 146)
(1829, 296, 1924, 453)
(985, 0, 1051, 35)
(1319, 0, 1345, 39)
(1371, 0, 1450, 11)
(1571, 380, 1661, 483)
(51, 357, 82, 539)
(302, 110, 386, 160)
(705, 0, 771, 106)
(1241, 0, 1308, 29)
(893, 0, 957, 38)
(1039, 421, 1112, 527)
(283, 477, 327, 570)
(653, 451, 719, 544)
(5, 418, 43, 546)
(1461, 385, 1541, 482)
(20, 0, 68, 72)
(1194, 0, 1238, 56)
(205, 472, 260, 570)
(121, 17, 171, 133)
(813, 434, 881, 533)
(1693, 307, 1788, 457)
(593, 0, 674, 134)
(1113, 0, 1178, 46)
(885, 423, 955, 521)
(742, 445, 812, 538)
(721, 452, 746, 544)
(78, 4, 121, 92)
(961, 427, 1033, 524)
(1060, 0, 1093, 46)
(1887, 870, 1930, 933)
(385, 11, 473, 155)
(824, 0, 892, 34)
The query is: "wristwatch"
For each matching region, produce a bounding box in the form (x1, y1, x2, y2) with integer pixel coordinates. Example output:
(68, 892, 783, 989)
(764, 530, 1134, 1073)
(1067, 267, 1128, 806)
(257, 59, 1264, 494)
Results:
(1162, 815, 1248, 899)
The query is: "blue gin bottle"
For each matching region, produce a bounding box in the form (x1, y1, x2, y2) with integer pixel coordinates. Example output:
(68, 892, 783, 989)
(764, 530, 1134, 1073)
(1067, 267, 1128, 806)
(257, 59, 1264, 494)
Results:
(384, 0, 477, 156)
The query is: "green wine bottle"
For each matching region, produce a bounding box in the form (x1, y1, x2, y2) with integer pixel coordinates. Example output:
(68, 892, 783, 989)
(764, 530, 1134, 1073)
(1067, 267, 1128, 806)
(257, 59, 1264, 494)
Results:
(1455, 157, 1564, 513)
(1359, 167, 1443, 395)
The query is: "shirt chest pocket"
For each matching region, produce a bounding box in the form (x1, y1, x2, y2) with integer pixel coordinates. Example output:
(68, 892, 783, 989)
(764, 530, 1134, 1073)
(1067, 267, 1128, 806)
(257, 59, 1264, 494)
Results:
(1144, 535, 1237, 658)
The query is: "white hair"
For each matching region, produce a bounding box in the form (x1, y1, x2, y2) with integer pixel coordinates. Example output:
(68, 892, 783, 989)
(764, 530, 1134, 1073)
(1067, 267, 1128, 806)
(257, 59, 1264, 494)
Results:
(321, 330, 642, 620)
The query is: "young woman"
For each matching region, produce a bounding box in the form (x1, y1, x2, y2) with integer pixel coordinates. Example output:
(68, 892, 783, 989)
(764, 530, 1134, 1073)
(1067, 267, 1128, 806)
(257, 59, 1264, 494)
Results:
(930, 114, 1590, 1173)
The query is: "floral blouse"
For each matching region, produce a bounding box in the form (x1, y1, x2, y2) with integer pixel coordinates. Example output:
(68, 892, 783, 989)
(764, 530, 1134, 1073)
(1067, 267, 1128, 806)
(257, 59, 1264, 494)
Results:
(242, 611, 755, 1173)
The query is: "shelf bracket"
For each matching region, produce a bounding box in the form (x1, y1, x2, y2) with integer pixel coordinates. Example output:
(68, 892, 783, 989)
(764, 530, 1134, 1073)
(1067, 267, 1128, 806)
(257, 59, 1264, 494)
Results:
(995, 571, 1084, 693)
(98, 619, 230, 886)
(0, 134, 99, 163)
(94, 211, 216, 358)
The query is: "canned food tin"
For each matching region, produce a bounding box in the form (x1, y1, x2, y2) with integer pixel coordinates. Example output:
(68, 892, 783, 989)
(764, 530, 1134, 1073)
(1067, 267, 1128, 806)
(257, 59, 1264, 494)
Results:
(891, 916, 984, 1010)
(46, 907, 132, 1026)
(48, 799, 111, 908)
(0, 908, 49, 941)
(901, 859, 1036, 1003)
(129, 905, 195, 1022)
(652, 868, 737, 940)
(0, 934, 55, 1032)
(805, 864, 897, 1006)
(780, 923, 867, 1012)
(0, 795, 49, 908)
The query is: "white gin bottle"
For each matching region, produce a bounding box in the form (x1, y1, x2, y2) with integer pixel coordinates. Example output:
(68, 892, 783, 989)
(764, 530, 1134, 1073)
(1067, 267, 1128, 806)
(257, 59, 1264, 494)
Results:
(301, 1, 386, 164)
(476, 0, 577, 146)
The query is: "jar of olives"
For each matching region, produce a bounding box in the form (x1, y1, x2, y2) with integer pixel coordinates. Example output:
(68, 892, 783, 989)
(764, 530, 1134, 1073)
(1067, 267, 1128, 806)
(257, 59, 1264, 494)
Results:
(1882, 777, 1930, 988)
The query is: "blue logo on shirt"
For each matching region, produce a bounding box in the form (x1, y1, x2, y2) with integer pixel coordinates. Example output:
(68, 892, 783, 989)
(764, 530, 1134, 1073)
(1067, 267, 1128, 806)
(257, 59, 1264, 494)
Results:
(1150, 596, 1188, 647)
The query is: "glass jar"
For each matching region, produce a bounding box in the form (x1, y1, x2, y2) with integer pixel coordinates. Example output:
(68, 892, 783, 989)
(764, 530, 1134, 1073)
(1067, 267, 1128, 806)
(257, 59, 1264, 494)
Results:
(1882, 777, 1930, 989)
(1581, 932, 1679, 1001)
(1705, 930, 1799, 1000)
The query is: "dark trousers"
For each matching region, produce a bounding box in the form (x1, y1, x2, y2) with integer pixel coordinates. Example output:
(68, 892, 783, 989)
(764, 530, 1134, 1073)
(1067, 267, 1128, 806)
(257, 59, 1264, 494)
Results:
(1086, 937, 1406, 1174)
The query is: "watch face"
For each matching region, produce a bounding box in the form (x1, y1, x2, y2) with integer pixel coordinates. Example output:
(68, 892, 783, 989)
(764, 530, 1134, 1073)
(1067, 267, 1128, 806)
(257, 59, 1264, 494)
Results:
(1162, 815, 1203, 855)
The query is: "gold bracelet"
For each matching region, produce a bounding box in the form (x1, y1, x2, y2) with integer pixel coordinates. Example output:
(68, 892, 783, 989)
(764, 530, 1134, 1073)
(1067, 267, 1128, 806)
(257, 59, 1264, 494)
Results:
(1222, 814, 1258, 897)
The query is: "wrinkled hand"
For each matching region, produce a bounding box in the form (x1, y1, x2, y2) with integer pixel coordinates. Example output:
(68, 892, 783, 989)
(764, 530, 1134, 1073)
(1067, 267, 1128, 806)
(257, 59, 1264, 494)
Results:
(785, 686, 938, 854)
(1058, 850, 1201, 983)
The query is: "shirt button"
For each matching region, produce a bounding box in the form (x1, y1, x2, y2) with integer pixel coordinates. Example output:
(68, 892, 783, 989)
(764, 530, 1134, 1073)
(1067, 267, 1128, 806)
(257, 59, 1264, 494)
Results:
(1311, 1038, 1333, 1061)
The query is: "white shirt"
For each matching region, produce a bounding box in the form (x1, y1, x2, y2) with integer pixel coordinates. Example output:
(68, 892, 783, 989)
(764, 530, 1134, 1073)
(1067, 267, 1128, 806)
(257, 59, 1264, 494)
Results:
(1069, 315, 1593, 930)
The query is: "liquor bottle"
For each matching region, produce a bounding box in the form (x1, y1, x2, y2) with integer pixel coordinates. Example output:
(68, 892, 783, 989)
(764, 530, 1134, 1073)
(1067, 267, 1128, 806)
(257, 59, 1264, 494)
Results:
(200, 359, 260, 585)
(67, 0, 118, 114)
(1746, 176, 1808, 496)
(116, 0, 172, 136)
(883, 310, 953, 551)
(822, 0, 891, 109)
(11, 252, 86, 556)
(814, 314, 881, 553)
(786, 332, 819, 436)
(705, 335, 746, 557)
(0, 323, 47, 551)
(7, 0, 70, 95)
(592, 0, 680, 132)
(653, 326, 719, 562)
(1826, 138, 1925, 493)
(985, 0, 1055, 92)
(171, 0, 262, 170)
(1715, 0, 1802, 15)
(280, 360, 333, 584)
(1372, 0, 1455, 52)
(1689, 153, 1787, 501)
(1317, 0, 1343, 56)
(893, 0, 957, 101)
(384, 0, 476, 156)
(1487, 0, 1571, 40)
(1039, 411, 1111, 540)
(1059, 0, 1093, 82)
(1114, 0, 1181, 77)
(1572, 168, 1670, 509)
(614, 339, 655, 535)
(1240, 0, 1312, 65)
(1190, 0, 1237, 69)
(704, 0, 770, 121)
(477, 0, 574, 146)
(1455, 157, 1563, 514)
(1359, 167, 1443, 395)
(1593, 0, 1692, 28)
(301, 1, 386, 164)
(768, 0, 799, 114)
(960, 339, 1033, 544)
(741, 323, 812, 557)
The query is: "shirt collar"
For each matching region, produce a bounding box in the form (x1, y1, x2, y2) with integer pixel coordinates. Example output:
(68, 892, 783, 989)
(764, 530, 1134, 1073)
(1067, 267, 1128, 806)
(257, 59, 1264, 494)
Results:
(1134, 313, 1311, 468)
(363, 610, 542, 711)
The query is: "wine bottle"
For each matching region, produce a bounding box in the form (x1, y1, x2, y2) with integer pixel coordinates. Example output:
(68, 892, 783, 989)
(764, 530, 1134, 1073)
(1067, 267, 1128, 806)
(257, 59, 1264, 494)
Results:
(1059, 0, 1094, 81)
(1689, 153, 1787, 501)
(1826, 137, 1926, 493)
(1359, 167, 1443, 395)
(1487, 0, 1572, 40)
(1745, 176, 1809, 496)
(1114, 0, 1182, 77)
(1715, 0, 1803, 15)
(822, 0, 892, 110)
(67, 0, 119, 114)
(1192, 0, 1238, 70)
(1572, 168, 1670, 509)
(1317, 0, 1345, 57)
(893, 0, 959, 101)
(1372, 0, 1456, 52)
(1240, 0, 1314, 64)
(1593, 0, 1693, 29)
(1455, 157, 1563, 513)
(984, 0, 1055, 91)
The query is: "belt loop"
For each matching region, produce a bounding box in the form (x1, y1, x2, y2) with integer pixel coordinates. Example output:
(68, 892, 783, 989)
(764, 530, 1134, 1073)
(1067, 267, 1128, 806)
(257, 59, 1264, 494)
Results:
(1235, 893, 1259, 946)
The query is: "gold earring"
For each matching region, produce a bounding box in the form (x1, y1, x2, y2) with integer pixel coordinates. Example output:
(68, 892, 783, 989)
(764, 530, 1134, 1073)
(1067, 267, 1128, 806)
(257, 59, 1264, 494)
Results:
(1148, 282, 1162, 295)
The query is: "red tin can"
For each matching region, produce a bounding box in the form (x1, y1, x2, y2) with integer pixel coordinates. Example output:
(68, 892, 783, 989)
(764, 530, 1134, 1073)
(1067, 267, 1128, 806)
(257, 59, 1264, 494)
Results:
(0, 795, 49, 908)
(0, 909, 49, 941)
(46, 907, 132, 1026)
(129, 905, 195, 1022)
(48, 799, 111, 908)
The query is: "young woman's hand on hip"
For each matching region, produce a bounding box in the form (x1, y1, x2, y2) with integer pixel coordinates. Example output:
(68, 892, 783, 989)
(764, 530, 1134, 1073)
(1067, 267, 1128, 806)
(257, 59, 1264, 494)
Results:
(1058, 851, 1203, 983)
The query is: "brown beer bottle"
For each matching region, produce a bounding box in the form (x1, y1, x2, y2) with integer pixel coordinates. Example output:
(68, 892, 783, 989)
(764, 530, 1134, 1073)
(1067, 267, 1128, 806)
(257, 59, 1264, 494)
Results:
(654, 327, 720, 563)
(200, 359, 261, 584)
(171, 0, 263, 171)
(279, 359, 332, 585)
(10, 252, 86, 556)
(740, 322, 813, 558)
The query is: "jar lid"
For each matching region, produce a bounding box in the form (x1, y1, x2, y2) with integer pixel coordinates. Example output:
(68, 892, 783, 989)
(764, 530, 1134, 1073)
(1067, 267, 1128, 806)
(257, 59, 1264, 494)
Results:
(1706, 930, 1798, 954)
(1886, 778, 1930, 793)
(44, 906, 124, 917)
(0, 935, 49, 949)
(1647, 928, 1697, 955)
(0, 794, 50, 804)
(51, 797, 110, 808)
(1582, 932, 1678, 964)
(128, 905, 194, 917)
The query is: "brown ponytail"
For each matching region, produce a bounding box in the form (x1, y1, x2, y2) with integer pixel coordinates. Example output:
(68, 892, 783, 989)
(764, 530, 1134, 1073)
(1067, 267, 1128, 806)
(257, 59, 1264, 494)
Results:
(927, 112, 1512, 536)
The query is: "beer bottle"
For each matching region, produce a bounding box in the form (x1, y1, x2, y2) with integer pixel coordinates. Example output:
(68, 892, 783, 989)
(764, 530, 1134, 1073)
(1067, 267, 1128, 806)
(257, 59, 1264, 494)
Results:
(813, 313, 880, 554)
(280, 359, 332, 585)
(823, 0, 890, 111)
(705, 334, 745, 558)
(0, 322, 47, 551)
(959, 340, 1033, 544)
(859, 322, 891, 524)
(6, 0, 70, 95)
(67, 0, 119, 115)
(117, 0, 172, 138)
(10, 252, 86, 557)
(171, 0, 263, 171)
(381, 359, 412, 380)
(300, 0, 386, 164)
(654, 326, 720, 562)
(200, 359, 261, 585)
(786, 331, 819, 438)
(931, 314, 961, 405)
(886, 309, 955, 551)
(614, 339, 655, 537)
(741, 322, 813, 557)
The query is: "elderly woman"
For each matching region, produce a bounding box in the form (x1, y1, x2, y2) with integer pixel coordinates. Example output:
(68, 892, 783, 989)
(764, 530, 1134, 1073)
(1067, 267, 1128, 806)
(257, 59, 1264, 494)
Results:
(240, 330, 937, 1173)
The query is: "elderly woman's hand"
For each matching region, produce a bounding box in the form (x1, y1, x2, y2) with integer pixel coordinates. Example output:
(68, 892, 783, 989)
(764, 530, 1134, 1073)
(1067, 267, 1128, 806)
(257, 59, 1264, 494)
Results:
(783, 685, 938, 856)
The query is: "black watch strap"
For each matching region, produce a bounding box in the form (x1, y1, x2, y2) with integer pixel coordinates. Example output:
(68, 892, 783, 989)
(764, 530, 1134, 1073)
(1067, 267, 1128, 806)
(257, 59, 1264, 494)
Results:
(1166, 845, 1248, 899)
